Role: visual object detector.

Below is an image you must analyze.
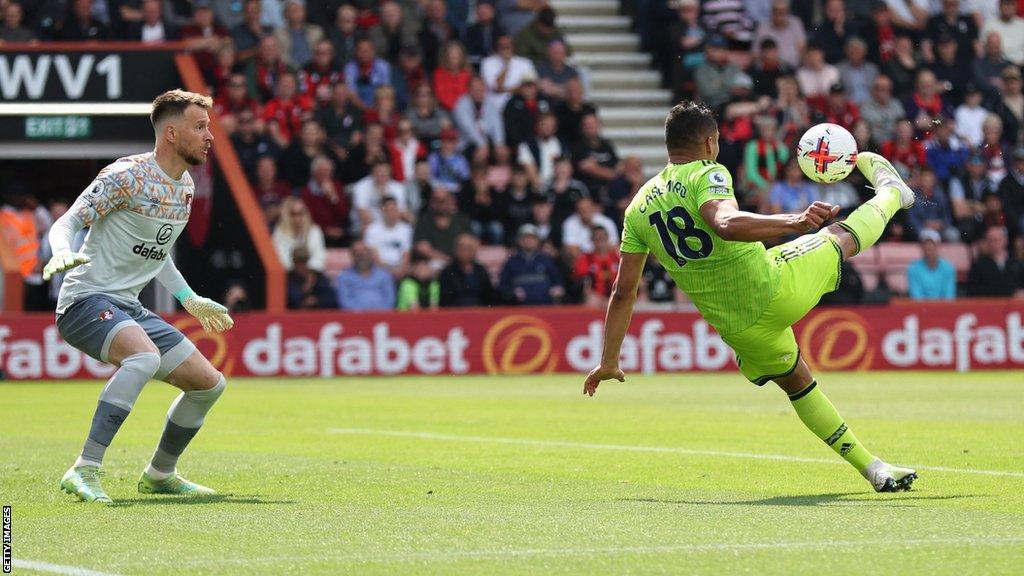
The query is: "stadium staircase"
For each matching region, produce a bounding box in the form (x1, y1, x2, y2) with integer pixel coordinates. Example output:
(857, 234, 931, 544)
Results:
(556, 0, 670, 176)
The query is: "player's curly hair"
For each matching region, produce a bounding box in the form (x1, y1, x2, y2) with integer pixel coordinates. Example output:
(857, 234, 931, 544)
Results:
(665, 101, 718, 153)
(151, 89, 213, 129)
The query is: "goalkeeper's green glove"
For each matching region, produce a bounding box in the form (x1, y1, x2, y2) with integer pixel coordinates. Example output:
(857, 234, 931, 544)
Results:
(176, 288, 235, 333)
(42, 250, 91, 281)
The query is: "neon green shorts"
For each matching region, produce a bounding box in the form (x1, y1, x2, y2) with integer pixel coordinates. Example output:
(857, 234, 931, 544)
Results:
(721, 232, 844, 386)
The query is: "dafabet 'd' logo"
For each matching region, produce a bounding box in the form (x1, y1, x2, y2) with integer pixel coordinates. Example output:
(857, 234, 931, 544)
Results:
(482, 315, 558, 375)
(798, 310, 874, 371)
(173, 318, 234, 375)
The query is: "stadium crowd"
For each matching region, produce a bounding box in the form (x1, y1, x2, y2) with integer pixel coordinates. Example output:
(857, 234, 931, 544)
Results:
(1, 0, 1023, 311)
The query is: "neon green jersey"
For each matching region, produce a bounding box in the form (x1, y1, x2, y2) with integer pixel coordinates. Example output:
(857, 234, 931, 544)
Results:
(620, 161, 780, 335)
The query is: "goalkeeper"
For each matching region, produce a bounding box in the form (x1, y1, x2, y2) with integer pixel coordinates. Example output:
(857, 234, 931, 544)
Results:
(44, 90, 233, 504)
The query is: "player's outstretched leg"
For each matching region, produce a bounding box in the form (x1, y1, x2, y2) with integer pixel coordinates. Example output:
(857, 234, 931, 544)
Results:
(777, 362, 916, 493)
(139, 352, 224, 496)
(830, 151, 915, 257)
(60, 329, 162, 504)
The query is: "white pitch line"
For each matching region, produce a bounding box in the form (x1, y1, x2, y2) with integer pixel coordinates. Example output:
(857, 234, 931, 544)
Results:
(131, 535, 1024, 568)
(12, 559, 121, 576)
(327, 428, 1024, 478)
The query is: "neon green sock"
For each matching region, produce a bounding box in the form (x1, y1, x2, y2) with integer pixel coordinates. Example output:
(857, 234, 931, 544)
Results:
(789, 381, 875, 473)
(836, 187, 902, 254)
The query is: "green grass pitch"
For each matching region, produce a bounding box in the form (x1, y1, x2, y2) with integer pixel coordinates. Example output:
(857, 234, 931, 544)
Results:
(2, 371, 1023, 575)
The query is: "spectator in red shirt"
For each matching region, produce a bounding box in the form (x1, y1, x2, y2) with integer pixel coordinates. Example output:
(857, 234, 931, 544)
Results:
(263, 72, 313, 148)
(254, 155, 292, 228)
(246, 36, 294, 103)
(179, 2, 230, 77)
(364, 85, 402, 143)
(389, 119, 428, 182)
(433, 40, 472, 111)
(573, 225, 620, 304)
(300, 155, 351, 246)
(209, 43, 239, 98)
(881, 120, 928, 172)
(299, 39, 344, 105)
(215, 72, 262, 135)
(816, 82, 861, 130)
(904, 68, 953, 136)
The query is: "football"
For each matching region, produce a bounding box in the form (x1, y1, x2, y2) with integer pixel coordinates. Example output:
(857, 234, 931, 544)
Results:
(796, 123, 858, 184)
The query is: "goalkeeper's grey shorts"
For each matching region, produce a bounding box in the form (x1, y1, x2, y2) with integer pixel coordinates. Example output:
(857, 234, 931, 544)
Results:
(56, 294, 196, 379)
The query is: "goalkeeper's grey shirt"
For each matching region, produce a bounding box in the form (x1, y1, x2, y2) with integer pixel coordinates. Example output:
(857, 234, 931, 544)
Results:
(52, 152, 193, 314)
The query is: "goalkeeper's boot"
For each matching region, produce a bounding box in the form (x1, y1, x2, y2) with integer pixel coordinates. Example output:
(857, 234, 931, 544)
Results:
(856, 152, 916, 209)
(864, 459, 917, 493)
(138, 470, 216, 496)
(60, 465, 112, 504)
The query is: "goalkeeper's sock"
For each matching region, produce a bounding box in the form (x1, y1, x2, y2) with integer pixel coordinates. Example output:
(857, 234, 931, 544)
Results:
(789, 381, 876, 474)
(148, 375, 226, 473)
(836, 187, 902, 255)
(77, 351, 160, 466)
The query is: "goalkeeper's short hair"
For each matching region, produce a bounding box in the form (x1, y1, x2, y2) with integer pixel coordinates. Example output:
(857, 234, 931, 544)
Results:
(151, 90, 213, 129)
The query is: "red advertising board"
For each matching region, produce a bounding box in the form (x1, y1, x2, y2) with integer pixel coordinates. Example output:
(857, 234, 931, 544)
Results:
(0, 302, 1021, 380)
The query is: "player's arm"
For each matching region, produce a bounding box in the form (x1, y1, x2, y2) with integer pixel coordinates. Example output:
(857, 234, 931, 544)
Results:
(583, 250, 645, 397)
(43, 173, 127, 280)
(156, 258, 234, 333)
(699, 198, 839, 242)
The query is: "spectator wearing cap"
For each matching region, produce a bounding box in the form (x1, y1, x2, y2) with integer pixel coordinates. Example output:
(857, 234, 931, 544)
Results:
(836, 37, 879, 106)
(931, 34, 972, 105)
(504, 72, 553, 150)
(262, 73, 313, 149)
(967, 226, 1024, 297)
(743, 115, 789, 198)
(553, 78, 597, 147)
(501, 223, 565, 305)
(415, 191, 474, 263)
(907, 166, 958, 242)
(974, 32, 1013, 98)
(463, 1, 506, 67)
(949, 152, 996, 240)
(752, 0, 806, 69)
(272, 0, 323, 67)
(926, 118, 968, 184)
(998, 146, 1024, 239)
(481, 34, 539, 109)
(429, 128, 471, 194)
(537, 40, 580, 102)
(300, 155, 350, 246)
(0, 2, 37, 43)
(369, 1, 416, 63)
(860, 75, 906, 143)
(180, 2, 230, 74)
(439, 233, 500, 307)
(981, 0, 1024, 66)
(364, 196, 414, 277)
(299, 39, 343, 105)
(419, 0, 457, 72)
(905, 69, 954, 136)
(694, 35, 742, 108)
(922, 0, 978, 65)
(246, 36, 294, 103)
(231, 0, 272, 62)
(572, 225, 619, 305)
(352, 161, 410, 231)
(345, 38, 392, 110)
(287, 246, 339, 309)
(273, 197, 327, 271)
(518, 112, 564, 189)
(406, 85, 452, 150)
(796, 45, 839, 99)
(907, 230, 956, 300)
(328, 5, 361, 67)
(992, 65, 1024, 146)
(570, 113, 621, 203)
(336, 241, 396, 311)
(954, 83, 988, 147)
(453, 76, 508, 164)
(515, 7, 570, 65)
(434, 41, 472, 111)
(750, 38, 790, 99)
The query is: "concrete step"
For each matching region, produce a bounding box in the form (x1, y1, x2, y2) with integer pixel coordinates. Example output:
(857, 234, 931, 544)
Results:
(600, 108, 668, 123)
(551, 0, 620, 16)
(603, 126, 665, 144)
(590, 88, 672, 106)
(571, 51, 651, 69)
(618, 144, 667, 165)
(589, 69, 662, 90)
(559, 15, 632, 33)
(566, 32, 637, 52)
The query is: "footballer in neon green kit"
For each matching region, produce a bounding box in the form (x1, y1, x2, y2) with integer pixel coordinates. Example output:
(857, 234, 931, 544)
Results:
(584, 102, 918, 493)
